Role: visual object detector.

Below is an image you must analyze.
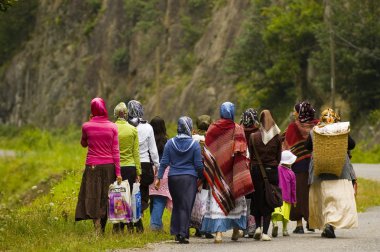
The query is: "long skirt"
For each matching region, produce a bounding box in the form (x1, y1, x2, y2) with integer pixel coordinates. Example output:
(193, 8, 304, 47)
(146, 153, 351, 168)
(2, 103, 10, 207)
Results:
(290, 171, 310, 221)
(168, 175, 197, 238)
(201, 193, 247, 233)
(308, 179, 358, 230)
(75, 164, 116, 220)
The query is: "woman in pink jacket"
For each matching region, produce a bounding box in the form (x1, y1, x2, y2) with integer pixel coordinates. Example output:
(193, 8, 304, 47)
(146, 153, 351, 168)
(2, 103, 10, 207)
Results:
(75, 97, 122, 234)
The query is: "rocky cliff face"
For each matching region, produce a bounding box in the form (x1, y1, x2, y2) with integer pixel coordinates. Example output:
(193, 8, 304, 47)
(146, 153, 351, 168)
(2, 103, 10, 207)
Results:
(0, 0, 250, 127)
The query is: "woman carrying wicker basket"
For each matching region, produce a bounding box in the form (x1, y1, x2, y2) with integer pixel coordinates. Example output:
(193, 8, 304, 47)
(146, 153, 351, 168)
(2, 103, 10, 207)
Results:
(305, 108, 358, 238)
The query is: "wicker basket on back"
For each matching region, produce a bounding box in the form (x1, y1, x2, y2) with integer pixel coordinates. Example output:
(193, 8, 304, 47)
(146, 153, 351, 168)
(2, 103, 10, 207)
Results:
(312, 128, 349, 177)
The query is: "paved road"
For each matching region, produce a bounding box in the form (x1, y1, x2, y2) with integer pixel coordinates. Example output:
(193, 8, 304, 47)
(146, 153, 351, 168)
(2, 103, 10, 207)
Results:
(353, 163, 380, 181)
(0, 150, 15, 157)
(137, 207, 380, 252)
(129, 164, 380, 252)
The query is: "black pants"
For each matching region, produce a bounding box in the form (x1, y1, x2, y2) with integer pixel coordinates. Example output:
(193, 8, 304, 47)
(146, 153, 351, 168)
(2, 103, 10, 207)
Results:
(140, 162, 154, 212)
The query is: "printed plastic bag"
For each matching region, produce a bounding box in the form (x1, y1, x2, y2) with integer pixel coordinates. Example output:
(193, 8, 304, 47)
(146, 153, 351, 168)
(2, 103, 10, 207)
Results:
(108, 180, 132, 223)
(190, 189, 209, 228)
(131, 182, 142, 223)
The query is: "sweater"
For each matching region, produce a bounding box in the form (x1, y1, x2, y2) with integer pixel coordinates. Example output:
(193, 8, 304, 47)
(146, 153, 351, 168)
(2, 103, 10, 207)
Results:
(249, 132, 282, 167)
(278, 165, 296, 204)
(158, 136, 203, 179)
(81, 116, 121, 176)
(115, 118, 141, 175)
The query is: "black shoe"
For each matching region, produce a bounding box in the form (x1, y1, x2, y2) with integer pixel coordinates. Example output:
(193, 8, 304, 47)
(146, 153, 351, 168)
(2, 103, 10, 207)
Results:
(323, 224, 336, 238)
(293, 226, 304, 234)
(127, 223, 134, 234)
(175, 234, 180, 241)
(204, 233, 214, 239)
(194, 229, 202, 237)
(306, 222, 315, 232)
(178, 235, 189, 244)
(135, 219, 144, 233)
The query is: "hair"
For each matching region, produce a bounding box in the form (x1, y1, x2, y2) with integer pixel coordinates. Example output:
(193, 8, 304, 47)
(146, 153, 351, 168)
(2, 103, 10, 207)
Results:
(150, 116, 168, 157)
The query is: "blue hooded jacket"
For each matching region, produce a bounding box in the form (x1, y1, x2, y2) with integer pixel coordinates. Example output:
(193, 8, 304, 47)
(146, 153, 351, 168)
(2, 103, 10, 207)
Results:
(158, 136, 203, 179)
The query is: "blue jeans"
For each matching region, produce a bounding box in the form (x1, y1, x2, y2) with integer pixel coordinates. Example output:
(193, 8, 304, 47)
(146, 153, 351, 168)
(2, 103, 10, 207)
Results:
(150, 195, 167, 230)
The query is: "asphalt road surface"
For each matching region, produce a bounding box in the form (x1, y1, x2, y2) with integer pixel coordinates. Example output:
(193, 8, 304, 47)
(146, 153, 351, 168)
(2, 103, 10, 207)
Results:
(129, 163, 380, 252)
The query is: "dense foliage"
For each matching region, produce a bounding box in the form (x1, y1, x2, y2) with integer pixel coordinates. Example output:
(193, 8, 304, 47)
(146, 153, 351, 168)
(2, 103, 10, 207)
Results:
(0, 0, 37, 64)
(227, 0, 380, 124)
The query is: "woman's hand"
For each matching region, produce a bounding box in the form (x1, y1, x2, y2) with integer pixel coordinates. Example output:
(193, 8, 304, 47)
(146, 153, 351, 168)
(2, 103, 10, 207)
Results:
(154, 179, 161, 190)
(136, 175, 141, 183)
(353, 182, 358, 197)
(116, 176, 122, 185)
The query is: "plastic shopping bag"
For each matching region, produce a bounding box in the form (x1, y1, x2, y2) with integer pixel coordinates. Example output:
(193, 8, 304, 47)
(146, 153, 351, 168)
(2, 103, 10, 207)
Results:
(131, 182, 142, 223)
(108, 180, 132, 223)
(190, 189, 209, 228)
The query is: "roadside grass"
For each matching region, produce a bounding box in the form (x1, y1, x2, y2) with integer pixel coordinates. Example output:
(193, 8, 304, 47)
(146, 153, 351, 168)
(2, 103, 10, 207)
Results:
(356, 177, 380, 212)
(0, 126, 85, 207)
(351, 142, 380, 163)
(0, 167, 172, 251)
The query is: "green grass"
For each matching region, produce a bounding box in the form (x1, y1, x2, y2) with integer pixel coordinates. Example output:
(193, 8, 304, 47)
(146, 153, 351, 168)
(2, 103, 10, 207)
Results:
(351, 142, 380, 164)
(0, 171, 172, 251)
(356, 177, 380, 212)
(0, 126, 172, 251)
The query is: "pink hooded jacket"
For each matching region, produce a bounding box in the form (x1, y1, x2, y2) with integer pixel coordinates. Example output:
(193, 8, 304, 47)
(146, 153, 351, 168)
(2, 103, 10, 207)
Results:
(81, 98, 121, 176)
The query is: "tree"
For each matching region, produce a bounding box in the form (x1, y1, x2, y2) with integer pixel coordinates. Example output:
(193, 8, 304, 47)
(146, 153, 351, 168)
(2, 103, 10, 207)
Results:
(0, 0, 17, 12)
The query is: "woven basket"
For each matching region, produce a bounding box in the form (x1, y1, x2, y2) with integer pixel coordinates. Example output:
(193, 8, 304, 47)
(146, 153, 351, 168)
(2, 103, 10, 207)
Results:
(313, 128, 349, 177)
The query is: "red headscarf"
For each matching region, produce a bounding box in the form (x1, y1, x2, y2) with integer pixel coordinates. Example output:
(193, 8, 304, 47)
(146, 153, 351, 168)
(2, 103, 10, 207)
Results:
(91, 97, 108, 117)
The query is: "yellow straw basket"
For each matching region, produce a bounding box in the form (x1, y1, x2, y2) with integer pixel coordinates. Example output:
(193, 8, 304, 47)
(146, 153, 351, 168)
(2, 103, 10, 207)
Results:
(312, 129, 349, 177)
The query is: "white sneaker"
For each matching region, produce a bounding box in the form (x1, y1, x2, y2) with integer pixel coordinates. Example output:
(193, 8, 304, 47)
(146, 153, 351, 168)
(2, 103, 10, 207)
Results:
(253, 227, 262, 240)
(261, 234, 272, 241)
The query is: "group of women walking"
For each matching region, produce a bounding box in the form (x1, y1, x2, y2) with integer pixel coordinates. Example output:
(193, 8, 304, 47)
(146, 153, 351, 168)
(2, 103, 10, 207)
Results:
(75, 97, 358, 244)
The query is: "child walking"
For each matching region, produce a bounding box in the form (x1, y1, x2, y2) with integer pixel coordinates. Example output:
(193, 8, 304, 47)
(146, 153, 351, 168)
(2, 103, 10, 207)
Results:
(271, 150, 297, 237)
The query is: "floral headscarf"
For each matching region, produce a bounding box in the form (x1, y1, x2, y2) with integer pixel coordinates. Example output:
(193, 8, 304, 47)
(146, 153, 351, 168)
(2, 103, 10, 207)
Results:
(127, 100, 144, 119)
(114, 102, 127, 118)
(319, 108, 340, 125)
(240, 108, 259, 128)
(295, 101, 315, 123)
(91, 97, 108, 117)
(220, 102, 235, 120)
(177, 116, 193, 136)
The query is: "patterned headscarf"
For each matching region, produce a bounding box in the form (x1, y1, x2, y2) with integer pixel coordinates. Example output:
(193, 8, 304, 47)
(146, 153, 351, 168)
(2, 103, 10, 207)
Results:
(114, 102, 127, 118)
(196, 115, 212, 132)
(240, 108, 259, 128)
(319, 108, 340, 125)
(127, 100, 144, 119)
(220, 102, 235, 120)
(90, 97, 108, 117)
(177, 116, 193, 136)
(297, 101, 315, 123)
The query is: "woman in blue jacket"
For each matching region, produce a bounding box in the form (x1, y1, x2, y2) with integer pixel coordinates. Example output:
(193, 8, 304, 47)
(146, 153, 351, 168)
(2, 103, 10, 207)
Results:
(154, 116, 203, 244)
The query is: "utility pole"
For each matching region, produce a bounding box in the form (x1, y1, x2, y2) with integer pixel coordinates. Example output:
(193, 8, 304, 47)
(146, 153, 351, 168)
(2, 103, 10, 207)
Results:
(325, 0, 336, 110)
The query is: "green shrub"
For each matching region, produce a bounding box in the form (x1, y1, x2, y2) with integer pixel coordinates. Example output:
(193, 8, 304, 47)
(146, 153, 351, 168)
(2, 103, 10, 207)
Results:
(112, 47, 129, 71)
